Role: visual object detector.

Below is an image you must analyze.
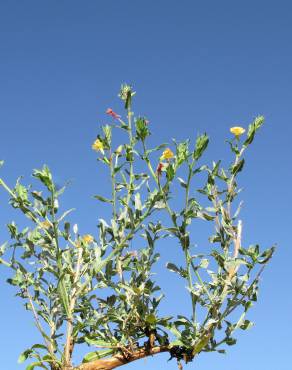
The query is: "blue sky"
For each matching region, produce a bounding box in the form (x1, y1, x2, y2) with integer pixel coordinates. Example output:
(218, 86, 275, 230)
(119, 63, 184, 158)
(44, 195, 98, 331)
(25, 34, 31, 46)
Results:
(0, 1, 291, 369)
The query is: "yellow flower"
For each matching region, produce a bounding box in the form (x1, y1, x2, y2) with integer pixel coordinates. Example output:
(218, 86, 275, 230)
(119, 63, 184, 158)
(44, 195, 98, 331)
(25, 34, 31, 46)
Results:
(82, 234, 94, 244)
(92, 139, 104, 152)
(40, 220, 51, 229)
(230, 126, 245, 137)
(160, 148, 174, 160)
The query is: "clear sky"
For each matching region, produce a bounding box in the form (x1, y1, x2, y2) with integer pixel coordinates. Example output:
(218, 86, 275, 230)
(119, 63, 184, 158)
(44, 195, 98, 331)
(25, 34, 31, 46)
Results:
(0, 1, 291, 369)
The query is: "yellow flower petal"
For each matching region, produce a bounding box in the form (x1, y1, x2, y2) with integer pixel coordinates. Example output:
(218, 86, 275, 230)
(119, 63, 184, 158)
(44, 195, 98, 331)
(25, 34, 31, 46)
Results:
(160, 148, 174, 160)
(92, 139, 104, 152)
(230, 126, 245, 136)
(40, 220, 51, 229)
(82, 234, 94, 244)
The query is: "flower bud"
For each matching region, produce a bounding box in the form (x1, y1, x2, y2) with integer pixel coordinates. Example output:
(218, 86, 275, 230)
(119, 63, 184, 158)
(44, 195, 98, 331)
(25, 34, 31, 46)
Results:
(73, 224, 78, 234)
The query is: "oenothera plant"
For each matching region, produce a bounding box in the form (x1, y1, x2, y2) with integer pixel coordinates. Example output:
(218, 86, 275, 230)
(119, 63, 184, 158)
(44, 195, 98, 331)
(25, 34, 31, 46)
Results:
(0, 85, 274, 370)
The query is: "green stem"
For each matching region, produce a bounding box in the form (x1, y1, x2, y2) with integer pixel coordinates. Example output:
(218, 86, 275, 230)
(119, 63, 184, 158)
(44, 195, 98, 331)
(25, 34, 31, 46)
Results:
(125, 104, 135, 215)
(0, 178, 14, 197)
(26, 287, 56, 359)
(185, 248, 196, 322)
(183, 161, 197, 322)
(143, 149, 175, 224)
(64, 246, 83, 367)
(50, 187, 72, 367)
(227, 147, 245, 217)
(50, 190, 61, 256)
(0, 258, 11, 267)
(190, 260, 213, 302)
(185, 162, 194, 209)
(110, 152, 117, 219)
(142, 142, 159, 187)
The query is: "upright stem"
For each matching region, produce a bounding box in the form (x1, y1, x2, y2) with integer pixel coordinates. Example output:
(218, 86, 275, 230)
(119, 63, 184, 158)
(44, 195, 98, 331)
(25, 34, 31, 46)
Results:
(110, 152, 117, 219)
(143, 149, 197, 323)
(64, 246, 83, 368)
(50, 188, 71, 368)
(26, 287, 55, 357)
(184, 248, 196, 322)
(227, 146, 244, 217)
(125, 104, 134, 211)
(185, 162, 193, 209)
(183, 162, 197, 322)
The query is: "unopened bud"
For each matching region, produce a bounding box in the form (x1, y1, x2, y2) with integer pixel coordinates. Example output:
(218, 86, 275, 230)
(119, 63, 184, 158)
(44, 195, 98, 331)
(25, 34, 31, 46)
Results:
(115, 145, 123, 155)
(73, 224, 78, 234)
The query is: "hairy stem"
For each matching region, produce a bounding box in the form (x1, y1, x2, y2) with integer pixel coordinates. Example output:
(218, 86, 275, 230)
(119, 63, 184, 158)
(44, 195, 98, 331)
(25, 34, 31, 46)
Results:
(125, 103, 134, 212)
(110, 152, 117, 219)
(64, 246, 83, 367)
(26, 287, 55, 358)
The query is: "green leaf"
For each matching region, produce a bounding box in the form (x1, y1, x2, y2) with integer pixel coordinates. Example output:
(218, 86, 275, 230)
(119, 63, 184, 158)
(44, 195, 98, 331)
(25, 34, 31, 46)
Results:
(224, 258, 247, 272)
(257, 246, 275, 264)
(82, 349, 114, 363)
(7, 221, 18, 239)
(197, 211, 215, 221)
(175, 140, 189, 166)
(15, 182, 28, 202)
(94, 195, 113, 204)
(63, 222, 70, 240)
(146, 144, 168, 156)
(166, 262, 187, 278)
(166, 164, 175, 181)
(102, 125, 112, 147)
(231, 158, 245, 175)
(134, 193, 142, 211)
(243, 116, 264, 147)
(166, 323, 182, 339)
(26, 362, 47, 370)
(57, 279, 70, 317)
(135, 117, 150, 141)
(225, 337, 237, 346)
(240, 319, 253, 330)
(144, 229, 154, 248)
(193, 335, 210, 353)
(177, 177, 187, 188)
(166, 262, 181, 274)
(31, 344, 48, 351)
(18, 350, 32, 364)
(85, 337, 114, 347)
(145, 313, 157, 324)
(193, 134, 209, 160)
(234, 311, 246, 331)
(58, 208, 75, 222)
(33, 165, 54, 192)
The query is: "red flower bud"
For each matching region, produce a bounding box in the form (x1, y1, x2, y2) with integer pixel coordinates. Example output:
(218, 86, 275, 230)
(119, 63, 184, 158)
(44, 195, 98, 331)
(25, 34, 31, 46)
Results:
(156, 162, 165, 176)
(106, 108, 121, 119)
